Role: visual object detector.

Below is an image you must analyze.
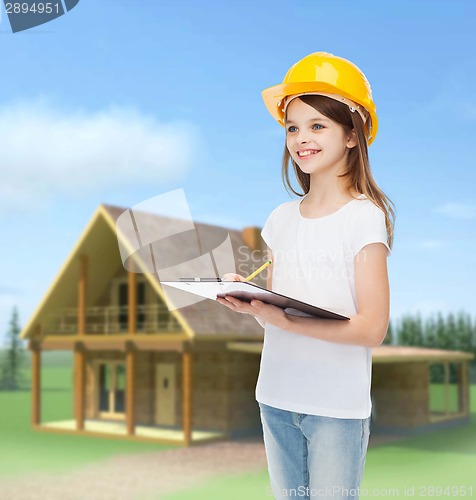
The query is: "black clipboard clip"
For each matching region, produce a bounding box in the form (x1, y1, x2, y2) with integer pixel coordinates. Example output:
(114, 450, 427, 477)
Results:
(179, 278, 223, 282)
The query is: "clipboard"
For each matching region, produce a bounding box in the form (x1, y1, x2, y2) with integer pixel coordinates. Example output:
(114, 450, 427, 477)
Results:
(160, 280, 350, 321)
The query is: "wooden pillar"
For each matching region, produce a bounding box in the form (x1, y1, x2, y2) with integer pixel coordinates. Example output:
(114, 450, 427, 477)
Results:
(182, 351, 192, 446)
(74, 343, 85, 430)
(458, 361, 469, 414)
(128, 270, 137, 335)
(78, 255, 88, 335)
(126, 343, 136, 436)
(30, 339, 41, 426)
(444, 362, 449, 415)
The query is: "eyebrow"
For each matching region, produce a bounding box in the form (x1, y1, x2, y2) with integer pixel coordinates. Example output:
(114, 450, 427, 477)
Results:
(285, 117, 330, 124)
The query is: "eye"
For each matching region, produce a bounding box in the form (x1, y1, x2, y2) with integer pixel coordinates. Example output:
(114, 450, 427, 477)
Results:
(286, 124, 324, 133)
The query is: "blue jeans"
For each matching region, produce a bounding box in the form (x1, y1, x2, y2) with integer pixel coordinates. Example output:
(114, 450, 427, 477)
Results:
(259, 402, 371, 499)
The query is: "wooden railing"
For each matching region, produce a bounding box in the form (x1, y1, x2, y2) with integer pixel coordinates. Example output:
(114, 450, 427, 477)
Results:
(45, 304, 181, 335)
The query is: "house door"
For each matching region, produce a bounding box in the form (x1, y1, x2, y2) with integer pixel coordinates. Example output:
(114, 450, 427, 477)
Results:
(155, 363, 176, 426)
(98, 362, 126, 419)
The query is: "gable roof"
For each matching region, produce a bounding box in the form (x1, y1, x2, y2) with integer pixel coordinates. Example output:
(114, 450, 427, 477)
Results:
(20, 203, 266, 341)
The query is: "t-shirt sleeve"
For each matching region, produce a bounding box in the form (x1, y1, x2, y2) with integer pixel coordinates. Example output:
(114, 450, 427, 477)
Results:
(261, 207, 276, 251)
(350, 202, 392, 258)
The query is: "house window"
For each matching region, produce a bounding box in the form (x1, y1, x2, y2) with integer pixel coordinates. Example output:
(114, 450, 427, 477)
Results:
(98, 363, 111, 411)
(137, 282, 146, 331)
(118, 284, 128, 332)
(98, 361, 126, 418)
(114, 364, 126, 412)
(428, 361, 467, 422)
(113, 279, 147, 333)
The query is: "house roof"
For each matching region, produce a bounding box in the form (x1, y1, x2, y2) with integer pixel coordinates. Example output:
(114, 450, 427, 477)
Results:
(227, 342, 475, 362)
(370, 345, 474, 362)
(20, 203, 266, 341)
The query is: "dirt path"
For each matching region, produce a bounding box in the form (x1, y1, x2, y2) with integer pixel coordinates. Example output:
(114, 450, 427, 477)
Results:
(0, 433, 404, 500)
(0, 437, 269, 500)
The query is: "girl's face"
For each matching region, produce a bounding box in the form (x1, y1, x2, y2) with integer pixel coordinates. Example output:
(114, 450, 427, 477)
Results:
(285, 98, 357, 176)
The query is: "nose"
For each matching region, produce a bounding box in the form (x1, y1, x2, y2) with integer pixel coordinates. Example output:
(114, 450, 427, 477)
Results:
(295, 128, 310, 144)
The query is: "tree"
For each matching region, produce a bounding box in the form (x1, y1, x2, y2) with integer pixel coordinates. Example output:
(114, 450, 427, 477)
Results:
(435, 312, 447, 349)
(399, 313, 424, 346)
(456, 310, 472, 352)
(0, 306, 26, 390)
(423, 315, 436, 348)
(383, 319, 393, 345)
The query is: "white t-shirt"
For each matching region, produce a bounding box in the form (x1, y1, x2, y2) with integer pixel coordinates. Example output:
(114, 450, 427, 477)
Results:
(255, 193, 391, 419)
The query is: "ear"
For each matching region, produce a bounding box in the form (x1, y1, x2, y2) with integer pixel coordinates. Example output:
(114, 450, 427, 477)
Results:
(346, 129, 358, 149)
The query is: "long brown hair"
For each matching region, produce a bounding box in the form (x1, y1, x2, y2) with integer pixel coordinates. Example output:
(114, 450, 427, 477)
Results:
(282, 94, 396, 250)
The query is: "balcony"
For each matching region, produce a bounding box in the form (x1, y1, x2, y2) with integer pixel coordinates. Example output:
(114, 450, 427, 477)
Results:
(45, 304, 182, 335)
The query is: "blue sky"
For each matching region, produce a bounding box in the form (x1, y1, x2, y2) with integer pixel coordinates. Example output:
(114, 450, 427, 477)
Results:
(1, 0, 475, 344)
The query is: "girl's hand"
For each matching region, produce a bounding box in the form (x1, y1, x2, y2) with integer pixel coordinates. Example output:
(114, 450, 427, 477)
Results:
(221, 273, 245, 281)
(216, 276, 288, 329)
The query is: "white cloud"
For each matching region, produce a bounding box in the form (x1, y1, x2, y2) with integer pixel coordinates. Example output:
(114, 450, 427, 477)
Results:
(0, 99, 202, 213)
(435, 202, 476, 219)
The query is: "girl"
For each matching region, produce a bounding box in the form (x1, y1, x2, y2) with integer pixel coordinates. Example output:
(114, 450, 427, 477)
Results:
(216, 52, 395, 499)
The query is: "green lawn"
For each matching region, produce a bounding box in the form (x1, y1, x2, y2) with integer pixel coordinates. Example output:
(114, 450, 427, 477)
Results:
(1, 361, 475, 499)
(430, 383, 460, 412)
(0, 364, 178, 478)
(160, 386, 476, 500)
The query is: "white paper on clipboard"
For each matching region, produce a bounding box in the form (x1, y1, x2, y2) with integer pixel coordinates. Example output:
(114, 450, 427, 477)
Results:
(160, 280, 349, 320)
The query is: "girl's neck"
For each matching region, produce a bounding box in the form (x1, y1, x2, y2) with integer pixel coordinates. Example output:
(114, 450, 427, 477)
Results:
(305, 173, 357, 207)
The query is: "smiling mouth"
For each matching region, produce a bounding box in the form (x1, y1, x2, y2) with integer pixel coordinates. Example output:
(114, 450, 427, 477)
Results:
(297, 150, 321, 157)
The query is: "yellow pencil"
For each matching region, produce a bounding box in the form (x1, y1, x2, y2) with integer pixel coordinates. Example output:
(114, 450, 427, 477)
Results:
(243, 260, 272, 282)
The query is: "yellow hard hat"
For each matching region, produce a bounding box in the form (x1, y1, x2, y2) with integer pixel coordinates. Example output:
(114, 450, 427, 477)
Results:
(262, 52, 378, 145)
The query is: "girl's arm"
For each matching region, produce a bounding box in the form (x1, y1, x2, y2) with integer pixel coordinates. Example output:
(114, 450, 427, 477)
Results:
(218, 243, 388, 346)
(281, 243, 390, 347)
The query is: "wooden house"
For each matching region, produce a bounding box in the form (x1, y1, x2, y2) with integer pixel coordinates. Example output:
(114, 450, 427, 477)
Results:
(20, 203, 473, 446)
(230, 342, 473, 436)
(20, 203, 267, 446)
